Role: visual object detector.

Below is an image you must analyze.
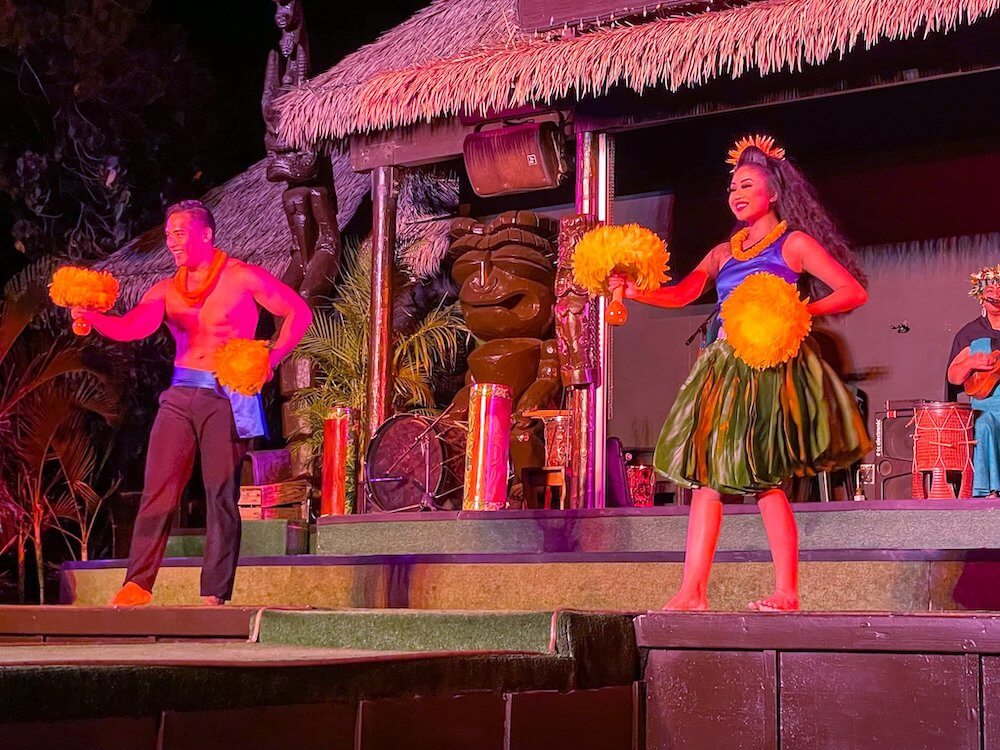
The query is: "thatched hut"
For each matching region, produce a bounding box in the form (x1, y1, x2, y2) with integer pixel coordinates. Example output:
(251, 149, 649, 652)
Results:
(104, 0, 999, 505)
(270, 0, 998, 507)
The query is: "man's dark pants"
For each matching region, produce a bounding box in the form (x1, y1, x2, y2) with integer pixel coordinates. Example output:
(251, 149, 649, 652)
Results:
(124, 386, 248, 600)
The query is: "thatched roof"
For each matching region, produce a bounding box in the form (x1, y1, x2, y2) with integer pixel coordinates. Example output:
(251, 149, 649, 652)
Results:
(99, 156, 458, 307)
(278, 0, 999, 144)
(98, 156, 371, 306)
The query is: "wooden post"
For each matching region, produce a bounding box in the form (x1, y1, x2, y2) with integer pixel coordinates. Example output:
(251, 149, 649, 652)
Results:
(365, 165, 399, 512)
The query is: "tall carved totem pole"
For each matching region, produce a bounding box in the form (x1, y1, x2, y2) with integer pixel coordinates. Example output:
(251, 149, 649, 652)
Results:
(262, 0, 342, 306)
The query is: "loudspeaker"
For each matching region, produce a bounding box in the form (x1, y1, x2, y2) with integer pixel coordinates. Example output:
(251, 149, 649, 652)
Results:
(873, 410, 914, 500)
(463, 121, 568, 197)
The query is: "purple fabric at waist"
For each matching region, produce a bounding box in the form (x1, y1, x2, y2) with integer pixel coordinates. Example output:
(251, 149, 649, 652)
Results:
(170, 367, 267, 439)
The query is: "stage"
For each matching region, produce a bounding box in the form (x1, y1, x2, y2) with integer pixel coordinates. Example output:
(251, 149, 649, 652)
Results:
(30, 494, 1000, 748)
(0, 606, 638, 750)
(61, 499, 1000, 611)
(5, 605, 1000, 749)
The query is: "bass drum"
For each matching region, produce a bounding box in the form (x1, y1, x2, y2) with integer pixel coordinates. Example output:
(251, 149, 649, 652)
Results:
(365, 414, 466, 512)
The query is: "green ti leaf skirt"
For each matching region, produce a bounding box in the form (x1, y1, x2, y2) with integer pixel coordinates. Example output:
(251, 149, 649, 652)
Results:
(653, 338, 871, 495)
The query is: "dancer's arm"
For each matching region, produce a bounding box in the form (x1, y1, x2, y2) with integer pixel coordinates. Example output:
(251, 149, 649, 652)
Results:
(72, 281, 168, 341)
(784, 231, 867, 316)
(619, 243, 726, 309)
(241, 264, 313, 369)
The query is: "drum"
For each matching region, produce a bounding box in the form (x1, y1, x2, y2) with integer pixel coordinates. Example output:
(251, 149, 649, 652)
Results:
(365, 414, 466, 512)
(911, 401, 974, 499)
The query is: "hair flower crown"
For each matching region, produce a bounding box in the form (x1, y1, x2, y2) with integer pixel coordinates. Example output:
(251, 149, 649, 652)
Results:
(727, 134, 786, 170)
(970, 264, 1000, 298)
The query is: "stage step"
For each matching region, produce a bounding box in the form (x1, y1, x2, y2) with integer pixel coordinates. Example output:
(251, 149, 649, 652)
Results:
(253, 609, 556, 652)
(0, 608, 638, 744)
(0, 605, 257, 643)
(60, 549, 1000, 611)
(164, 519, 309, 558)
(64, 502, 1000, 610)
(316, 501, 1000, 556)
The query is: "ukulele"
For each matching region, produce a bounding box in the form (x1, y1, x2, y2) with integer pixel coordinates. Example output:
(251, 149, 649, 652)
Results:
(965, 353, 1000, 399)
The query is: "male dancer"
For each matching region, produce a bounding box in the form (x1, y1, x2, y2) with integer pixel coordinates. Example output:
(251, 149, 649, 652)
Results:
(74, 200, 312, 605)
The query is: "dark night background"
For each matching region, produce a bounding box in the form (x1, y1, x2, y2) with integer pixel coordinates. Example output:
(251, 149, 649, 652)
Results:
(0, 0, 427, 287)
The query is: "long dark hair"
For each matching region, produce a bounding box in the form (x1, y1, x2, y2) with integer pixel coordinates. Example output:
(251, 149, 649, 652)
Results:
(736, 145, 866, 300)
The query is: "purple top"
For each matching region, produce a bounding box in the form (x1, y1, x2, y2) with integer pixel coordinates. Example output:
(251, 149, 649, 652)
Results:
(715, 231, 798, 305)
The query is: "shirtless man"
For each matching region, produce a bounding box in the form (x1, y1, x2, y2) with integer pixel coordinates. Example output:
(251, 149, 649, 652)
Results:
(74, 200, 312, 605)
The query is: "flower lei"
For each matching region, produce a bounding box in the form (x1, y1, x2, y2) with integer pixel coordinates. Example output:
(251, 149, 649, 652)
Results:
(730, 221, 788, 262)
(173, 249, 228, 306)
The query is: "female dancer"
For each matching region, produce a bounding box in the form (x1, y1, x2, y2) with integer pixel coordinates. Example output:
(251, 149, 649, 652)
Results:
(619, 136, 870, 611)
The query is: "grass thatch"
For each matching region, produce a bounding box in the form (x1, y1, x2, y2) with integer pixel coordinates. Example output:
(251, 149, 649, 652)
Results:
(97, 158, 371, 306)
(278, 0, 998, 144)
(97, 162, 457, 307)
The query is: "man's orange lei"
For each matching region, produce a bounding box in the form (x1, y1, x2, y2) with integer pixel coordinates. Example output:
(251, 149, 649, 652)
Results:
(174, 249, 228, 306)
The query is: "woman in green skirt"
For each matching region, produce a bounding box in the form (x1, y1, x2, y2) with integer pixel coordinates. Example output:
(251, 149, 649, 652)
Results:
(618, 136, 870, 611)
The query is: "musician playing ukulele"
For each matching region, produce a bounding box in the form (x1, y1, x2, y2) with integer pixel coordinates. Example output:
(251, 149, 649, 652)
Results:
(947, 267, 1000, 497)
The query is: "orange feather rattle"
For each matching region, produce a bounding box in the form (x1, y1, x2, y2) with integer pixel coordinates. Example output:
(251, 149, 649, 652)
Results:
(49, 267, 120, 335)
(572, 224, 670, 326)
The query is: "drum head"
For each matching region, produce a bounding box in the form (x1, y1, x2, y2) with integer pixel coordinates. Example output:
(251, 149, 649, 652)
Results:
(366, 415, 445, 512)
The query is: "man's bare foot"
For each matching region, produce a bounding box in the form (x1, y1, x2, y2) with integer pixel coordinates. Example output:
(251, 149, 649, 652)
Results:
(662, 591, 709, 611)
(748, 591, 799, 612)
(110, 582, 152, 607)
(201, 595, 225, 606)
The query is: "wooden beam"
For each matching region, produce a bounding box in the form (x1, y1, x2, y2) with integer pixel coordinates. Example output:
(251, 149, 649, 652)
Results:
(349, 111, 571, 171)
(364, 165, 400, 513)
(349, 119, 473, 171)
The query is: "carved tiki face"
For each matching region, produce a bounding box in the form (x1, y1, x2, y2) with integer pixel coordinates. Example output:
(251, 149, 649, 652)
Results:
(451, 229, 556, 341)
(273, 0, 301, 31)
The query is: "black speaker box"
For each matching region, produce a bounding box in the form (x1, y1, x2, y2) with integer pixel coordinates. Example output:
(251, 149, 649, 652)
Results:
(873, 412, 914, 500)
(463, 121, 568, 197)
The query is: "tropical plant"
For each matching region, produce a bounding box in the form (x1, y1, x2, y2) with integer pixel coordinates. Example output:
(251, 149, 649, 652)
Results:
(47, 421, 122, 563)
(0, 280, 118, 602)
(291, 241, 468, 511)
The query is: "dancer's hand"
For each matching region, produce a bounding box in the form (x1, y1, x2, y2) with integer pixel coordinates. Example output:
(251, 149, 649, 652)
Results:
(609, 272, 639, 300)
(70, 306, 93, 323)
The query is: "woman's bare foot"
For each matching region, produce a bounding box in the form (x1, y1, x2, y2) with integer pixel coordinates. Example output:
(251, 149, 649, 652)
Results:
(662, 591, 709, 611)
(748, 591, 799, 612)
(201, 595, 225, 606)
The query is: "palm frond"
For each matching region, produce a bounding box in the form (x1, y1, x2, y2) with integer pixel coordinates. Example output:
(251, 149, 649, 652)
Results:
(0, 285, 47, 366)
(51, 415, 97, 492)
(0, 345, 90, 418)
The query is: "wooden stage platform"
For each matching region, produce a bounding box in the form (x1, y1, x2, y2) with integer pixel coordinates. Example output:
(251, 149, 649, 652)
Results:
(4, 606, 1000, 749)
(0, 606, 638, 750)
(28, 499, 1000, 747)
